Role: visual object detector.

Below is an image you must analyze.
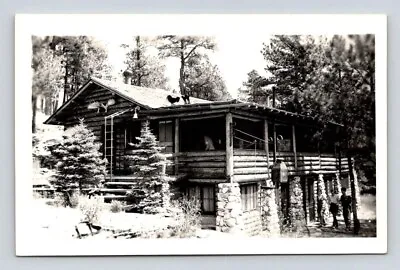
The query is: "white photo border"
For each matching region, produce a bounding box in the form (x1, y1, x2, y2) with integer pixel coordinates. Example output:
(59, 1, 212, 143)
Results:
(15, 14, 387, 256)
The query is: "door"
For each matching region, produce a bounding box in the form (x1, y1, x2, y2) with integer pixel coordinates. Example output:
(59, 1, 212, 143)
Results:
(158, 120, 174, 153)
(307, 178, 316, 222)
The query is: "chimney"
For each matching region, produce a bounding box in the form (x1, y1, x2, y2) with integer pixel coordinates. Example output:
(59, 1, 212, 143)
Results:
(122, 70, 133, 84)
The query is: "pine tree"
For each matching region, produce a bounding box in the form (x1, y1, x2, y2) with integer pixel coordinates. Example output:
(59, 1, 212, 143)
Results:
(125, 121, 172, 214)
(49, 121, 107, 195)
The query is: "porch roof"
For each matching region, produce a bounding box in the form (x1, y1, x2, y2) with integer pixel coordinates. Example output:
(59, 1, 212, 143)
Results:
(141, 100, 343, 127)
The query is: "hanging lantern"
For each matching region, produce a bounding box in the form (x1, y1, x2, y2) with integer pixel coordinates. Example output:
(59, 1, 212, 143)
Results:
(271, 159, 288, 187)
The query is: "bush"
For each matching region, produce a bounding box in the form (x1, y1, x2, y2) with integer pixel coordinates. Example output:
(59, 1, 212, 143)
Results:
(78, 195, 104, 224)
(110, 200, 125, 213)
(169, 196, 201, 238)
(70, 192, 80, 208)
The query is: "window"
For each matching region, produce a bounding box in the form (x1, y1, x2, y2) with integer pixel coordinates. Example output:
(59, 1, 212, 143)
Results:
(159, 120, 173, 153)
(241, 184, 258, 211)
(202, 186, 215, 214)
(187, 185, 215, 214)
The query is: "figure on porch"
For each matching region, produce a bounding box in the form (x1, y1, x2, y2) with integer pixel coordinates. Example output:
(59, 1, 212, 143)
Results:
(341, 187, 352, 230)
(204, 135, 215, 151)
(329, 188, 340, 229)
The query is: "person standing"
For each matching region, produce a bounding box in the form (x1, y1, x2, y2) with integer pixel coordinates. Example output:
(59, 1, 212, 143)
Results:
(329, 188, 340, 229)
(340, 187, 352, 230)
(317, 192, 326, 226)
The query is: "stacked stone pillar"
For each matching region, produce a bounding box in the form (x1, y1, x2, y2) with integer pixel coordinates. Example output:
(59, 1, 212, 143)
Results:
(287, 176, 306, 232)
(216, 183, 244, 234)
(333, 172, 342, 193)
(260, 187, 281, 236)
(317, 174, 330, 225)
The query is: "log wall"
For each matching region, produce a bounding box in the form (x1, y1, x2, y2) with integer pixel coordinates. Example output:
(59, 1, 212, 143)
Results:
(176, 151, 226, 180)
(232, 149, 349, 183)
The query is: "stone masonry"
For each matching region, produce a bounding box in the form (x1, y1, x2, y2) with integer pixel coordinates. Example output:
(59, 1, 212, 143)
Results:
(216, 183, 245, 234)
(260, 187, 281, 236)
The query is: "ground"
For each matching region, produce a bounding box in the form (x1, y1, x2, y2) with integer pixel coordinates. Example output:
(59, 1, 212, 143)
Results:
(29, 193, 376, 239)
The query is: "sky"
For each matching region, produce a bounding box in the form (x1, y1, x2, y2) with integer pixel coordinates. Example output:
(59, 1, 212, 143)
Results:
(99, 35, 272, 98)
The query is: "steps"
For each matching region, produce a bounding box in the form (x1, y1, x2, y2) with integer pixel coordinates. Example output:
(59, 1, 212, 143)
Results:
(101, 175, 138, 202)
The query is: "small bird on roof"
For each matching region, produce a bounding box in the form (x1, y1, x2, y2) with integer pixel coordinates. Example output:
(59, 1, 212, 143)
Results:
(167, 95, 180, 105)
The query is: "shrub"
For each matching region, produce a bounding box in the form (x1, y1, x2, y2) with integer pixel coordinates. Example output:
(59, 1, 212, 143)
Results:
(169, 196, 201, 238)
(69, 192, 80, 208)
(78, 195, 104, 224)
(110, 200, 125, 213)
(124, 121, 172, 214)
(48, 121, 107, 193)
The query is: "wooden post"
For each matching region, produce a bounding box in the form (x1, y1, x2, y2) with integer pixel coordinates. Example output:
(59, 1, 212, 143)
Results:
(292, 124, 297, 169)
(226, 113, 234, 183)
(264, 119, 270, 169)
(273, 122, 277, 162)
(174, 118, 180, 175)
(304, 177, 310, 224)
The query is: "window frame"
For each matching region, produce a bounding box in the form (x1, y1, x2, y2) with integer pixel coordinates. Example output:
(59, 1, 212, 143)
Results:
(240, 184, 258, 212)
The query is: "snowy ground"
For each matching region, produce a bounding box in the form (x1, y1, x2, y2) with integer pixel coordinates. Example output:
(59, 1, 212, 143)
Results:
(27, 194, 376, 240)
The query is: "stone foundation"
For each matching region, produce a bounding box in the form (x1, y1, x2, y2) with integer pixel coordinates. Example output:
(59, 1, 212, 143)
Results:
(216, 183, 245, 234)
(350, 168, 361, 211)
(317, 174, 330, 224)
(260, 188, 281, 236)
(333, 172, 342, 193)
(287, 176, 306, 232)
(242, 210, 262, 236)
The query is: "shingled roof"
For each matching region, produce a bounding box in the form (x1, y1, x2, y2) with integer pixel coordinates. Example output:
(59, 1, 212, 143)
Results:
(44, 77, 212, 124)
(90, 77, 212, 108)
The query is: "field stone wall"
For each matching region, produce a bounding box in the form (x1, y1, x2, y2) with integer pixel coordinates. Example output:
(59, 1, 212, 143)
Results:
(216, 183, 244, 234)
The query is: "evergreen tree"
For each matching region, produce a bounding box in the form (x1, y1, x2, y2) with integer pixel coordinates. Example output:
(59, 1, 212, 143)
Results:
(31, 36, 64, 133)
(121, 36, 169, 89)
(238, 69, 272, 104)
(157, 35, 216, 95)
(184, 55, 231, 101)
(50, 36, 112, 102)
(125, 121, 172, 214)
(48, 121, 107, 195)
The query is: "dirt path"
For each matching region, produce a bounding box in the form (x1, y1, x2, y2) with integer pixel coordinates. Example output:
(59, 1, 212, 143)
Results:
(305, 218, 376, 238)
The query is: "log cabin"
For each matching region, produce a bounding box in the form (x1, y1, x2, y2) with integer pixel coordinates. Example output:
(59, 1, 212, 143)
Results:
(44, 77, 355, 234)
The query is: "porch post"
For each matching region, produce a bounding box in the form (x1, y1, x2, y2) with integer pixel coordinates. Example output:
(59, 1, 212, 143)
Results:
(264, 119, 270, 168)
(273, 122, 277, 162)
(174, 118, 180, 175)
(226, 113, 234, 183)
(292, 125, 297, 169)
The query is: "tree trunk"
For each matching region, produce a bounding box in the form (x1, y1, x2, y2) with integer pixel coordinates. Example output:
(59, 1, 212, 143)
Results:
(32, 95, 37, 133)
(136, 36, 141, 87)
(347, 152, 360, 235)
(179, 40, 185, 95)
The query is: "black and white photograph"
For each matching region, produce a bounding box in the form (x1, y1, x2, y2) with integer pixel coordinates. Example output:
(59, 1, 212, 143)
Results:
(15, 14, 387, 255)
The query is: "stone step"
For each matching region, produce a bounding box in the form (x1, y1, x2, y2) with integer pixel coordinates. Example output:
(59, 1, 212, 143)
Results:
(104, 182, 137, 186)
(101, 194, 127, 203)
(100, 188, 130, 194)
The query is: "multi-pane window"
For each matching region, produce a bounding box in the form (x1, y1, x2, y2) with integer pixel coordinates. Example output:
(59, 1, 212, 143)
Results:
(159, 120, 173, 153)
(187, 185, 215, 214)
(240, 184, 258, 212)
(202, 186, 215, 214)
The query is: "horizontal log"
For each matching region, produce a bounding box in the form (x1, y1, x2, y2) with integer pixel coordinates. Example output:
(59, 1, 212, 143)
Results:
(233, 156, 268, 162)
(177, 151, 225, 157)
(298, 161, 320, 166)
(234, 161, 269, 168)
(180, 167, 225, 174)
(234, 174, 270, 182)
(188, 178, 227, 183)
(234, 167, 270, 175)
(179, 156, 226, 162)
(185, 162, 226, 168)
(233, 149, 268, 156)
